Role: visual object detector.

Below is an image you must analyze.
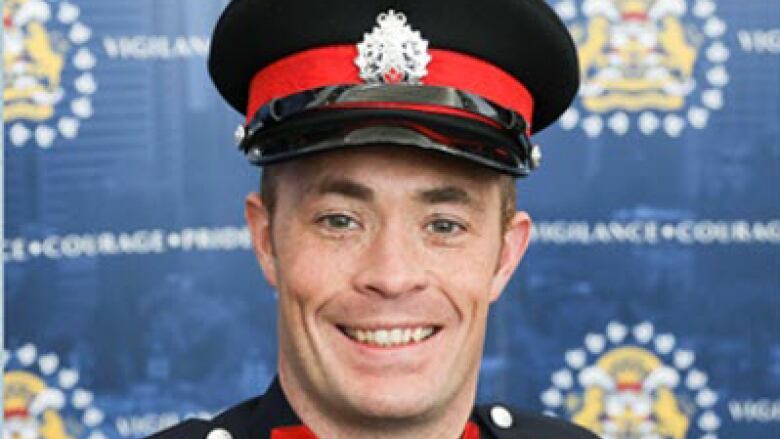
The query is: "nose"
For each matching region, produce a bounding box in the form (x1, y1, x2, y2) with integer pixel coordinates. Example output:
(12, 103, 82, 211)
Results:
(353, 222, 428, 298)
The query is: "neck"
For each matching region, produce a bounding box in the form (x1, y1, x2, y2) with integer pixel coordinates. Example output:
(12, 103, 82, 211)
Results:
(278, 364, 478, 439)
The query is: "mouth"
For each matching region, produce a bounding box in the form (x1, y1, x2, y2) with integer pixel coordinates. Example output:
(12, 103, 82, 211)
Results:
(338, 325, 441, 348)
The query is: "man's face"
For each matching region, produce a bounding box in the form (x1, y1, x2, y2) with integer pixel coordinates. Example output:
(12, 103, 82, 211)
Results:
(246, 146, 531, 423)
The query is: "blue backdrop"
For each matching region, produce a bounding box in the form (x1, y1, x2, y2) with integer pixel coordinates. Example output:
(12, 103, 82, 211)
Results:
(4, 1, 779, 438)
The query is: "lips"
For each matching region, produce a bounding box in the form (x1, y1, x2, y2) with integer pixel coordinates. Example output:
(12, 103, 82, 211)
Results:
(338, 325, 439, 348)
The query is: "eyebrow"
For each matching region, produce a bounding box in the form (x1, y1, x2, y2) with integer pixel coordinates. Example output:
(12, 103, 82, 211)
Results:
(416, 186, 474, 206)
(311, 178, 374, 201)
(307, 178, 477, 207)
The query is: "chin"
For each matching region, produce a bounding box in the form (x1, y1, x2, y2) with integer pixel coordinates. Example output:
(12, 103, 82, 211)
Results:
(331, 370, 455, 421)
(342, 386, 440, 420)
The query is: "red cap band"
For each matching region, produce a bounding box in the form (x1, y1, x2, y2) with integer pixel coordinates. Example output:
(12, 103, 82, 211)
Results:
(247, 45, 534, 129)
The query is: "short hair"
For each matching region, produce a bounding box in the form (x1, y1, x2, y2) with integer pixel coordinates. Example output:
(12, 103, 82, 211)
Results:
(261, 166, 517, 232)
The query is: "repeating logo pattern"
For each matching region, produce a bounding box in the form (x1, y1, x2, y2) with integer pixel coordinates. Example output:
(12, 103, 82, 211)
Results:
(553, 0, 729, 137)
(3, 0, 97, 148)
(3, 344, 108, 439)
(542, 321, 721, 439)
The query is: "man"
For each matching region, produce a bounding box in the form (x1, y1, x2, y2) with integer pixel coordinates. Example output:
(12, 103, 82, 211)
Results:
(152, 0, 600, 438)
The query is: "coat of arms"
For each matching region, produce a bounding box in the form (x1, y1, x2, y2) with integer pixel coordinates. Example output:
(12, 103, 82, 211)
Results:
(542, 321, 722, 439)
(3, 0, 97, 148)
(554, 0, 729, 137)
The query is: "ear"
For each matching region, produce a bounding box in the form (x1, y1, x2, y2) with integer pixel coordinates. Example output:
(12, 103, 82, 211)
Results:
(245, 193, 279, 287)
(488, 211, 532, 303)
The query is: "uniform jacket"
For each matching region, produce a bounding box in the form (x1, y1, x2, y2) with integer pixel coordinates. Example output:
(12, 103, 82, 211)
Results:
(149, 377, 601, 439)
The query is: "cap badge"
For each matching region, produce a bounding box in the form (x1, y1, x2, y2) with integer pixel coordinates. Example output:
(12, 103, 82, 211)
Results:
(355, 10, 431, 85)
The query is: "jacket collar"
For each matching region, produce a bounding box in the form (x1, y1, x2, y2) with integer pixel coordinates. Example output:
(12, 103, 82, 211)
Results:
(241, 376, 480, 439)
(247, 377, 302, 437)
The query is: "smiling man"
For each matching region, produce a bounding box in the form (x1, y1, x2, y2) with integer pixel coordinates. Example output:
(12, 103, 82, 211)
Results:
(249, 147, 528, 438)
(150, 0, 601, 438)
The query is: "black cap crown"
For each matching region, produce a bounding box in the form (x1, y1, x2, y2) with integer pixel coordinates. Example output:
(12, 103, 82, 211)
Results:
(209, 0, 580, 177)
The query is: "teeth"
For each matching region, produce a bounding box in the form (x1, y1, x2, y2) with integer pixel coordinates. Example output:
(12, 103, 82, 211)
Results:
(344, 326, 436, 347)
(375, 329, 389, 344)
(390, 328, 403, 344)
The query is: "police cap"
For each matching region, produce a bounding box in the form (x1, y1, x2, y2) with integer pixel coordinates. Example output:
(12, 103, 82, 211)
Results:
(209, 0, 579, 177)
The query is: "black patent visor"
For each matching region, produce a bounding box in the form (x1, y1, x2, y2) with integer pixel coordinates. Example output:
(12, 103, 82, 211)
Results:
(238, 84, 535, 177)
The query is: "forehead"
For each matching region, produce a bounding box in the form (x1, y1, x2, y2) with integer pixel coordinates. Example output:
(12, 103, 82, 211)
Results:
(272, 145, 503, 196)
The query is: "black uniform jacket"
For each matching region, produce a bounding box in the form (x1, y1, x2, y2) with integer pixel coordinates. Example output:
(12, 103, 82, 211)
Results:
(149, 377, 600, 439)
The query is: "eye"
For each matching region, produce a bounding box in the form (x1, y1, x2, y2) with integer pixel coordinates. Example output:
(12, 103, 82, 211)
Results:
(426, 218, 465, 235)
(317, 213, 360, 230)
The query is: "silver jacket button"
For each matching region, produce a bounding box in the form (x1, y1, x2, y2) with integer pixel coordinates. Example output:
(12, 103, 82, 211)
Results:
(206, 428, 233, 439)
(490, 405, 513, 429)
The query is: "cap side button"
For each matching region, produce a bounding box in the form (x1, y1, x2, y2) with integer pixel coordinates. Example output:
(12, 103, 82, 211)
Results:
(234, 125, 246, 147)
(530, 145, 542, 169)
(490, 405, 513, 429)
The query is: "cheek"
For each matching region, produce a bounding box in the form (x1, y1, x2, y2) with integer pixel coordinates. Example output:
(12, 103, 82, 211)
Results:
(273, 233, 356, 358)
(274, 228, 358, 308)
(426, 239, 502, 310)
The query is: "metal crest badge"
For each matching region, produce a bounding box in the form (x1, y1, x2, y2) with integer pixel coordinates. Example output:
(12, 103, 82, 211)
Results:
(355, 10, 431, 85)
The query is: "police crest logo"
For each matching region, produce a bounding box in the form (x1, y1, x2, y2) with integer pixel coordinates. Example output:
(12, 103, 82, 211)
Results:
(3, 0, 97, 148)
(541, 322, 721, 439)
(355, 10, 431, 84)
(3, 344, 108, 439)
(553, 0, 730, 137)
